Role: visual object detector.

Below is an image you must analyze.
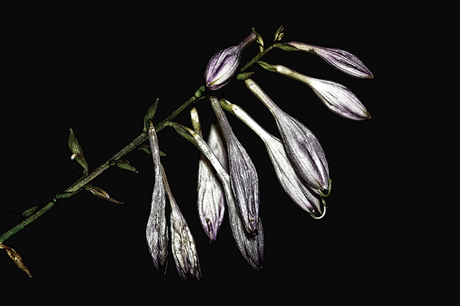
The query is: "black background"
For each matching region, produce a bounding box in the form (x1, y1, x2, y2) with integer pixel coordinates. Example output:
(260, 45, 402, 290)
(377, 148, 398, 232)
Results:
(1, 3, 405, 303)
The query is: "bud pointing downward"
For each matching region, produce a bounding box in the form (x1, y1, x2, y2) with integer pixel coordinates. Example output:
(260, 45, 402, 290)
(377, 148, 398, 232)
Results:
(162, 165, 202, 282)
(173, 123, 264, 270)
(245, 79, 330, 192)
(191, 108, 227, 242)
(219, 98, 326, 218)
(146, 125, 169, 272)
(209, 96, 260, 233)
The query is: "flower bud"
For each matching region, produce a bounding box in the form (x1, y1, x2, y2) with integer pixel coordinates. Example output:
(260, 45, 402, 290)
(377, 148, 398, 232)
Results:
(286, 41, 373, 79)
(274, 64, 371, 120)
(146, 125, 169, 272)
(179, 124, 264, 270)
(204, 32, 256, 91)
(209, 96, 260, 233)
(161, 165, 201, 282)
(219, 98, 326, 218)
(193, 107, 227, 241)
(143, 98, 159, 133)
(245, 79, 330, 192)
(273, 25, 286, 42)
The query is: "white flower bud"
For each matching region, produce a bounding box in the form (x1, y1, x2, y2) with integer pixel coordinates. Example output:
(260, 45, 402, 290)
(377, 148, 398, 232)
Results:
(196, 123, 227, 242)
(161, 165, 201, 282)
(219, 98, 326, 218)
(274, 65, 371, 120)
(146, 125, 169, 272)
(286, 41, 374, 79)
(245, 79, 330, 192)
(209, 96, 260, 233)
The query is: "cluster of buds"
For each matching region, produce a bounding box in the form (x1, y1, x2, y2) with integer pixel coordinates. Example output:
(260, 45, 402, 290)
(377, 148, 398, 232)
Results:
(146, 26, 373, 281)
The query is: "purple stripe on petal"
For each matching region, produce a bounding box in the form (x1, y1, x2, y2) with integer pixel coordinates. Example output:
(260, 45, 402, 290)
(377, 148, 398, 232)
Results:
(287, 41, 374, 79)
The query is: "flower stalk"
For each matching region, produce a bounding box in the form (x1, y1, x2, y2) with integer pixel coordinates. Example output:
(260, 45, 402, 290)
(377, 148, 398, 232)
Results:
(0, 90, 205, 246)
(1, 26, 372, 280)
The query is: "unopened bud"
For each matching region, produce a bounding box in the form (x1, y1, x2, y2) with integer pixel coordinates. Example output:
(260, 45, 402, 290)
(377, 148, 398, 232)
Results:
(286, 41, 374, 79)
(204, 32, 256, 90)
(245, 78, 330, 192)
(146, 125, 169, 272)
(209, 96, 260, 233)
(275, 65, 371, 120)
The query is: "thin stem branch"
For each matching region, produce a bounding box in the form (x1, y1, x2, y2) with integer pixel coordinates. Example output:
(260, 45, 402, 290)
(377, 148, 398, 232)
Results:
(239, 44, 275, 73)
(0, 41, 270, 244)
(0, 93, 204, 244)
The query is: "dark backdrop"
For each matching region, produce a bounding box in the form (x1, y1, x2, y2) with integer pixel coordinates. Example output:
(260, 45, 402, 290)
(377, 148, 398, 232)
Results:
(1, 4, 398, 303)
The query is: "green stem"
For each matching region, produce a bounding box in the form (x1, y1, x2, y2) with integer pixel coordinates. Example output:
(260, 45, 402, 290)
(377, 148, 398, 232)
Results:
(240, 44, 276, 73)
(1, 40, 271, 244)
(0, 92, 204, 244)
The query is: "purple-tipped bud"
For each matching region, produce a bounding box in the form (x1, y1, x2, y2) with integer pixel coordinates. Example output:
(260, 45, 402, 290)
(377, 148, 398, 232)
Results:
(274, 65, 371, 120)
(245, 79, 330, 192)
(209, 96, 260, 233)
(287, 41, 374, 79)
(146, 125, 169, 272)
(205, 33, 256, 91)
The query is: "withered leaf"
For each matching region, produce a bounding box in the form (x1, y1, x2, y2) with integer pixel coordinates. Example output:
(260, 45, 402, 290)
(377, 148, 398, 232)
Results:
(85, 184, 124, 204)
(0, 243, 32, 278)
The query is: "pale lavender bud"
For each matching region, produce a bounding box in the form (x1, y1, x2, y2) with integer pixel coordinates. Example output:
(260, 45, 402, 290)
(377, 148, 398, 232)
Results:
(162, 165, 202, 282)
(274, 64, 371, 120)
(209, 96, 260, 233)
(204, 33, 257, 91)
(178, 124, 264, 270)
(146, 125, 169, 272)
(219, 98, 326, 218)
(245, 79, 330, 192)
(226, 189, 264, 271)
(287, 41, 373, 79)
(196, 123, 227, 242)
(306, 77, 371, 120)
